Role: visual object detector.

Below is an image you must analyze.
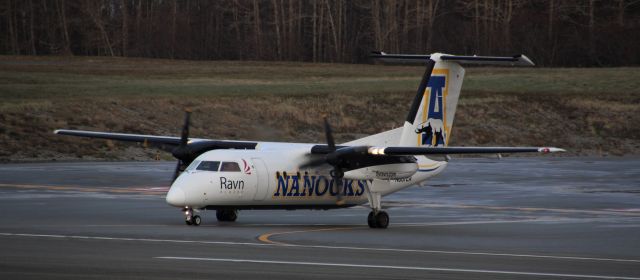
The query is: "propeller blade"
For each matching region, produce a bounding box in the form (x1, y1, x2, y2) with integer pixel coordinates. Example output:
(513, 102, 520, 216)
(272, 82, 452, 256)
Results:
(172, 160, 183, 182)
(330, 168, 345, 205)
(172, 109, 192, 183)
(334, 176, 344, 205)
(298, 156, 330, 170)
(323, 117, 344, 204)
(180, 109, 192, 146)
(323, 116, 335, 151)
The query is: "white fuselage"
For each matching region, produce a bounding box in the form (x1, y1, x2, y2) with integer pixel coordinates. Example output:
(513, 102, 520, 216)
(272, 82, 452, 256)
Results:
(166, 142, 447, 209)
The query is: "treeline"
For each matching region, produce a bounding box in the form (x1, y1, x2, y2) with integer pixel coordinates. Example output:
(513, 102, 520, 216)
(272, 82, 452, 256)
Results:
(1, 0, 639, 66)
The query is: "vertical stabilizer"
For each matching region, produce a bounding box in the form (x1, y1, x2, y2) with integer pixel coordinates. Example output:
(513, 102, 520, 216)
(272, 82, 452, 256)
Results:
(398, 54, 465, 147)
(367, 51, 533, 148)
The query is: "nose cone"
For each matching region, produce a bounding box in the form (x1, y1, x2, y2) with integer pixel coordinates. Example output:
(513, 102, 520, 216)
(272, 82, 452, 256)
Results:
(166, 185, 186, 207)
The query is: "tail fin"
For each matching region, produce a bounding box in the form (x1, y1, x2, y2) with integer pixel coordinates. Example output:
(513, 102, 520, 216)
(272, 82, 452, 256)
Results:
(376, 52, 534, 147)
(351, 52, 534, 148)
(397, 56, 464, 147)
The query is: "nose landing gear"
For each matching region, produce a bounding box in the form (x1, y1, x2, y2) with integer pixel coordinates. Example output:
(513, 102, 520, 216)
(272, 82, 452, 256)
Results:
(182, 207, 238, 226)
(183, 207, 201, 226)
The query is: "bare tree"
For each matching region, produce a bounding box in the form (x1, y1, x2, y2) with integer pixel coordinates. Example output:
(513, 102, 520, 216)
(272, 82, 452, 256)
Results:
(170, 0, 177, 58)
(121, 0, 128, 56)
(28, 0, 36, 55)
(7, 0, 19, 55)
(84, 1, 114, 57)
(272, 0, 282, 59)
(325, 0, 339, 61)
(57, 0, 71, 55)
(253, 0, 262, 58)
(2, 0, 640, 66)
(312, 0, 319, 62)
(424, 0, 440, 52)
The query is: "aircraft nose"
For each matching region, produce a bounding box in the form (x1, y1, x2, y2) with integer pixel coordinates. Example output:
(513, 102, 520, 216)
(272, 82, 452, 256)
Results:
(166, 185, 186, 207)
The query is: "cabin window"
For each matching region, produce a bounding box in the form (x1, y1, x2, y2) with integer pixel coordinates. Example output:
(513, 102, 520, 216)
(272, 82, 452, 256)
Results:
(196, 161, 220, 171)
(220, 162, 241, 172)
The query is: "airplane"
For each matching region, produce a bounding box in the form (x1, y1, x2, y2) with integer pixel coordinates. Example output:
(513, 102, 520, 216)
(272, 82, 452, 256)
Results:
(54, 52, 564, 229)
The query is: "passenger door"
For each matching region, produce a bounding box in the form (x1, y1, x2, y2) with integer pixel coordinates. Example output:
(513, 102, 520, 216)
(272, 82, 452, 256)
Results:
(252, 158, 270, 201)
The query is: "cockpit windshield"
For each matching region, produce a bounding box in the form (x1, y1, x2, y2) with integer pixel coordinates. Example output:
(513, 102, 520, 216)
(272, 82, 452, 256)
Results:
(220, 162, 241, 172)
(185, 160, 240, 172)
(196, 161, 221, 171)
(185, 160, 201, 171)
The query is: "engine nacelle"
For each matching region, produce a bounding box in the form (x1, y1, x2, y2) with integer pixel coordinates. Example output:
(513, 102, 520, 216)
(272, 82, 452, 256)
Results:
(344, 163, 418, 180)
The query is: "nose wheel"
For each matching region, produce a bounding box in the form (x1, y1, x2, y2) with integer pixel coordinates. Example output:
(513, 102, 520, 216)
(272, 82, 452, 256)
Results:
(183, 207, 201, 226)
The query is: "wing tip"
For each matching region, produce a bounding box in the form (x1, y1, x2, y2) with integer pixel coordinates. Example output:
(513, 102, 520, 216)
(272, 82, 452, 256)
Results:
(517, 54, 535, 66)
(538, 147, 566, 153)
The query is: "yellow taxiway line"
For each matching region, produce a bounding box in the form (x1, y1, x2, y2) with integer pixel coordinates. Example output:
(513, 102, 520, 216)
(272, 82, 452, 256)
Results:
(258, 226, 364, 245)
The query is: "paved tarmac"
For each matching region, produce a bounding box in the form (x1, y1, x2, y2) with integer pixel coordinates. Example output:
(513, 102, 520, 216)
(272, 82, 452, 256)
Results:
(0, 157, 639, 279)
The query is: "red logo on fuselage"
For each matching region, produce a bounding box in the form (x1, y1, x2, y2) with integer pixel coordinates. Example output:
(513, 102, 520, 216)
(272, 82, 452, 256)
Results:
(242, 159, 251, 174)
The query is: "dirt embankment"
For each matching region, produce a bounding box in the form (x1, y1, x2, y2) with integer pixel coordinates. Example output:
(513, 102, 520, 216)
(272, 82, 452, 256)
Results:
(1, 91, 639, 162)
(1, 56, 638, 161)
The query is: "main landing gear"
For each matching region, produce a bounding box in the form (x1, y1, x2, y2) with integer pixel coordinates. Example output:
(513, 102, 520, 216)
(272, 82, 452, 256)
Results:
(364, 186, 389, 229)
(367, 210, 389, 229)
(183, 207, 201, 226)
(216, 208, 238, 222)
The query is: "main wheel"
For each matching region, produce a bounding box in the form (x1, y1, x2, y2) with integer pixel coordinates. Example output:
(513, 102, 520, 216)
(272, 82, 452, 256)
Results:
(192, 215, 202, 226)
(216, 210, 225, 221)
(375, 211, 389, 229)
(226, 210, 238, 222)
(367, 211, 377, 228)
(216, 209, 238, 222)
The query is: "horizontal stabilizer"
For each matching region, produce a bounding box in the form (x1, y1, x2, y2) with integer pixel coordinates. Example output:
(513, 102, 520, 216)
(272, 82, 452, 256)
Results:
(311, 145, 565, 155)
(371, 51, 534, 66)
(368, 146, 565, 155)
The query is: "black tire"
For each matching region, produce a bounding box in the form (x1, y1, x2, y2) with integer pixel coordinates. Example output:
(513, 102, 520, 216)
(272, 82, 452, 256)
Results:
(217, 209, 238, 222)
(226, 210, 238, 222)
(185, 218, 193, 226)
(367, 211, 377, 228)
(216, 210, 225, 221)
(192, 215, 202, 226)
(375, 211, 389, 229)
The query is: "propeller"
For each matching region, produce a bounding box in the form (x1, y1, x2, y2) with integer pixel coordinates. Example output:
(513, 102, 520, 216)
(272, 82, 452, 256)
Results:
(167, 110, 257, 183)
(322, 116, 345, 204)
(171, 109, 192, 181)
